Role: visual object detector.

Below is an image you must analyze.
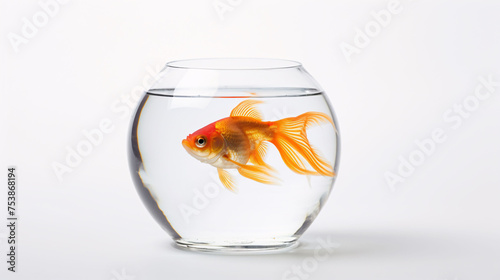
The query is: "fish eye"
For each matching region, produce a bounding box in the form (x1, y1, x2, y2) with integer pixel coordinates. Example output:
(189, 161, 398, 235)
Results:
(195, 136, 207, 148)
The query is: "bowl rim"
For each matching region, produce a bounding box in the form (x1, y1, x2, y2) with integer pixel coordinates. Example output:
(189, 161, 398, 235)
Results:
(165, 58, 303, 71)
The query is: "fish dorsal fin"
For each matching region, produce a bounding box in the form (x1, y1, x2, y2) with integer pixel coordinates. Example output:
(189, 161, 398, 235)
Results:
(230, 100, 263, 120)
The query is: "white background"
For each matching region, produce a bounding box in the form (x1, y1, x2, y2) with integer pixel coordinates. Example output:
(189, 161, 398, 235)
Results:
(1, 0, 500, 279)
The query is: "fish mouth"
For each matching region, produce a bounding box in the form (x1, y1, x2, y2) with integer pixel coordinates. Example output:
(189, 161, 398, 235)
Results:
(182, 138, 205, 160)
(182, 139, 194, 155)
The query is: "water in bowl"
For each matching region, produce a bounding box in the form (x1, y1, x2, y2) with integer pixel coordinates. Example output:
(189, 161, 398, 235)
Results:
(129, 88, 339, 252)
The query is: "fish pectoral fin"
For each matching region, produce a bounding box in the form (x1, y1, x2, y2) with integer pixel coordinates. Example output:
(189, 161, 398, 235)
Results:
(230, 100, 263, 120)
(224, 156, 280, 185)
(217, 168, 236, 192)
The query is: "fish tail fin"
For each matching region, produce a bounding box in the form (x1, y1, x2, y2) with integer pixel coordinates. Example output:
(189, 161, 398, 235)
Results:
(271, 112, 335, 177)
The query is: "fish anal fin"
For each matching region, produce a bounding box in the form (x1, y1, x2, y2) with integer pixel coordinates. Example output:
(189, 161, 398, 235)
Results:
(249, 142, 272, 168)
(223, 156, 280, 185)
(217, 168, 237, 192)
(238, 165, 280, 185)
(230, 100, 263, 120)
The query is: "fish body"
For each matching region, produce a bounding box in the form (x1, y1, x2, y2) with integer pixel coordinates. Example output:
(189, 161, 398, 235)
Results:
(182, 100, 335, 191)
(213, 116, 274, 168)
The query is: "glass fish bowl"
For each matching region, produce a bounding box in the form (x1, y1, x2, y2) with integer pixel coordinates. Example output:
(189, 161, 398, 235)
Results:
(128, 58, 340, 252)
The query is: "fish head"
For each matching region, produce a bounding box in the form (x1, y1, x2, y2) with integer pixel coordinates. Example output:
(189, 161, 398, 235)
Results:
(182, 122, 225, 164)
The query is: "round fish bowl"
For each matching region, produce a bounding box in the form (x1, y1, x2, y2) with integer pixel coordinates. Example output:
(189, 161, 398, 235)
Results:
(128, 58, 340, 252)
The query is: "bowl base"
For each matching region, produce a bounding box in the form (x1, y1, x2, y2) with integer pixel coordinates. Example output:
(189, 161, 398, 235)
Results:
(173, 238, 299, 254)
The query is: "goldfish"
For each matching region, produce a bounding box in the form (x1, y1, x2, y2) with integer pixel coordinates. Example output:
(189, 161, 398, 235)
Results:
(182, 100, 336, 191)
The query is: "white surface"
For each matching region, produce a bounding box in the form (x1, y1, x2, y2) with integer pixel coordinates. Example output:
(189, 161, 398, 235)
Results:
(1, 0, 500, 279)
